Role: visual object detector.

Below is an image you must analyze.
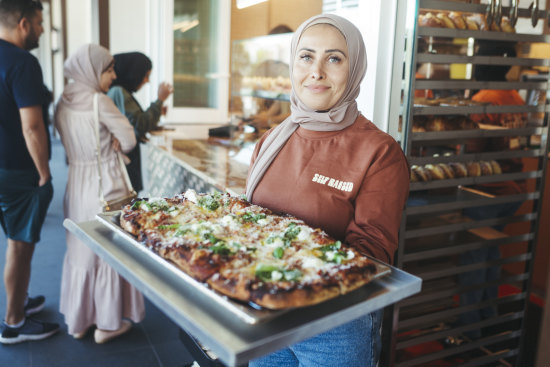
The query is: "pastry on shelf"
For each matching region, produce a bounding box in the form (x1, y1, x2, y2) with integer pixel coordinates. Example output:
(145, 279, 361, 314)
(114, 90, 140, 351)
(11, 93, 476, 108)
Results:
(418, 11, 515, 33)
(448, 12, 467, 29)
(490, 160, 502, 175)
(479, 160, 493, 175)
(425, 164, 447, 180)
(419, 12, 445, 28)
(466, 161, 482, 177)
(449, 162, 468, 178)
(410, 160, 504, 182)
(436, 13, 456, 29)
(411, 165, 432, 182)
(437, 163, 455, 179)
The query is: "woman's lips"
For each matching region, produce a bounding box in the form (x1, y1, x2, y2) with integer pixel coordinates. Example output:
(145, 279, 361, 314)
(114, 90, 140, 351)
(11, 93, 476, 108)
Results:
(305, 84, 329, 93)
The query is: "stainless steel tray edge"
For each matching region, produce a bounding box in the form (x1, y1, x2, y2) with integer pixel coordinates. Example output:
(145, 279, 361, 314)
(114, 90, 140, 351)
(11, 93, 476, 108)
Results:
(64, 216, 422, 366)
(95, 211, 280, 324)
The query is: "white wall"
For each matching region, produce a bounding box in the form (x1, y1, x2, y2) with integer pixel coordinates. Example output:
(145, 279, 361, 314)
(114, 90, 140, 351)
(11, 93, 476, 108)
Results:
(66, 0, 93, 57)
(332, 2, 381, 125)
(109, 0, 157, 109)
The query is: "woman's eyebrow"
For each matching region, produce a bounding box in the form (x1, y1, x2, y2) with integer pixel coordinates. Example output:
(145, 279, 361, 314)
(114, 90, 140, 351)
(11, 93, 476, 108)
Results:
(325, 49, 347, 56)
(298, 47, 315, 53)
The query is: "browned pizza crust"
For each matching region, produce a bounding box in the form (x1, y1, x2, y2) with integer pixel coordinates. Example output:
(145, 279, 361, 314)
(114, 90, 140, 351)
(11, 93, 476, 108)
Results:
(117, 191, 388, 310)
(251, 284, 341, 309)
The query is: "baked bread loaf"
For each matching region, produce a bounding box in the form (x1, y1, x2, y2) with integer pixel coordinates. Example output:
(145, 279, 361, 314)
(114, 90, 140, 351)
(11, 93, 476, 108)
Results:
(466, 161, 482, 177)
(410, 167, 419, 182)
(465, 16, 479, 30)
(437, 13, 456, 29)
(480, 161, 493, 175)
(421, 12, 444, 28)
(437, 163, 455, 179)
(490, 160, 502, 175)
(448, 12, 466, 29)
(412, 165, 432, 182)
(449, 162, 468, 178)
(500, 18, 515, 33)
(425, 164, 446, 180)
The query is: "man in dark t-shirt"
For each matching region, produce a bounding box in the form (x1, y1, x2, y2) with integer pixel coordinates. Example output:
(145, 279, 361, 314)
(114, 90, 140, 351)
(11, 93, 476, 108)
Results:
(0, 0, 59, 344)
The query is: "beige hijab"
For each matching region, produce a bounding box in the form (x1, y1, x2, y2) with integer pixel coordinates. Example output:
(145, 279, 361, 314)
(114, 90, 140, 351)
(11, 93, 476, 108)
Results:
(246, 14, 367, 200)
(61, 44, 114, 110)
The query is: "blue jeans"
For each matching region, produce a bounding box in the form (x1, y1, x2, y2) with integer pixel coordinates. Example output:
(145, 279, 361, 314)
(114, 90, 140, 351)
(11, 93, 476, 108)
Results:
(249, 310, 383, 367)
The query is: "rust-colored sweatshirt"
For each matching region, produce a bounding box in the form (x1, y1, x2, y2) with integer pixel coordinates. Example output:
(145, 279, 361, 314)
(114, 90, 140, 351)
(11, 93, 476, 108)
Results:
(249, 115, 410, 264)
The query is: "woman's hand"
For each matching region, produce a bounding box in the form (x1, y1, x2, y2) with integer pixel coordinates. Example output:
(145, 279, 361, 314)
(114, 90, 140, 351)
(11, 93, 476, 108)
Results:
(158, 82, 174, 102)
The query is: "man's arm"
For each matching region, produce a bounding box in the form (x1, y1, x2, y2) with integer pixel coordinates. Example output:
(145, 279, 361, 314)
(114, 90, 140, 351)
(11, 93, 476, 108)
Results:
(20, 106, 50, 186)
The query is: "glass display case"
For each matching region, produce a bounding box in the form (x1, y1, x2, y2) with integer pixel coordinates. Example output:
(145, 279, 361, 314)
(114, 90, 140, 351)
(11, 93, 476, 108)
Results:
(230, 32, 293, 126)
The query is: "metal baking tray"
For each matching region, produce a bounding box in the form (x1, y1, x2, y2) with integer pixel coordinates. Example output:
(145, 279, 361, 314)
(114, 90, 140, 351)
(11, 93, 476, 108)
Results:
(65, 217, 421, 366)
(95, 211, 392, 325)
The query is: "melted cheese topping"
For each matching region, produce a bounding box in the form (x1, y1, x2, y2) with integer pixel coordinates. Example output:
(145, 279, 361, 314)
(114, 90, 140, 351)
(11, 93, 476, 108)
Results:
(137, 189, 362, 285)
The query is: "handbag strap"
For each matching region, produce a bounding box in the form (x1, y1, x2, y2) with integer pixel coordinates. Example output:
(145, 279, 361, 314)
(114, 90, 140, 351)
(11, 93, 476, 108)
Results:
(93, 93, 136, 205)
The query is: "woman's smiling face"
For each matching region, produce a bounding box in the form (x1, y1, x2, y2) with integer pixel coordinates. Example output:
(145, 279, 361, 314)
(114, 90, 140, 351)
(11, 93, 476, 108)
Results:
(292, 24, 349, 111)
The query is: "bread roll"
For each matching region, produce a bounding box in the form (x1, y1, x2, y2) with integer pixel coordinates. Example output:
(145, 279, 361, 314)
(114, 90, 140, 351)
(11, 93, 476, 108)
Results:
(490, 160, 502, 175)
(480, 161, 493, 175)
(437, 13, 456, 29)
(410, 167, 419, 182)
(449, 162, 468, 178)
(426, 117, 446, 132)
(421, 12, 444, 28)
(425, 164, 446, 180)
(500, 18, 515, 33)
(490, 22, 501, 32)
(413, 165, 432, 181)
(449, 12, 467, 29)
(438, 163, 455, 179)
(466, 161, 481, 177)
(465, 16, 479, 30)
(467, 14, 486, 31)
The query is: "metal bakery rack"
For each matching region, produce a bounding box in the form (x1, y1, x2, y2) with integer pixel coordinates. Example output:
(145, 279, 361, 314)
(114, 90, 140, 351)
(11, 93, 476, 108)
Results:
(382, 0, 550, 366)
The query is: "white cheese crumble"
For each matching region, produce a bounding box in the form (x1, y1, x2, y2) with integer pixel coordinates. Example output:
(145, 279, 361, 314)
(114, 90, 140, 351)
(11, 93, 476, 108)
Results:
(297, 226, 312, 241)
(183, 189, 198, 204)
(346, 250, 355, 260)
(257, 218, 269, 226)
(221, 215, 239, 231)
(300, 256, 325, 270)
(271, 271, 283, 281)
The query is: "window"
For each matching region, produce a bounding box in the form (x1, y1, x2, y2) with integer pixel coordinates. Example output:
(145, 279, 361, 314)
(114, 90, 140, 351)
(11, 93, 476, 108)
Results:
(161, 0, 231, 123)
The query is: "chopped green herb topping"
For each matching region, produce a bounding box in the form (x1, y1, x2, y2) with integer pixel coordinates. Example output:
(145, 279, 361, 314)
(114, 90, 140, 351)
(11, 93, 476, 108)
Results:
(157, 224, 180, 230)
(239, 212, 266, 223)
(131, 200, 170, 213)
(283, 222, 301, 245)
(198, 195, 220, 211)
(255, 264, 302, 282)
(318, 241, 348, 264)
(272, 247, 284, 259)
(210, 243, 233, 256)
(202, 232, 220, 244)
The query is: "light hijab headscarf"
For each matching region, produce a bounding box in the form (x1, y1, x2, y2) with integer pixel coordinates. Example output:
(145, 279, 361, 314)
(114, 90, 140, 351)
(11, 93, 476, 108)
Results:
(61, 44, 114, 110)
(246, 14, 367, 201)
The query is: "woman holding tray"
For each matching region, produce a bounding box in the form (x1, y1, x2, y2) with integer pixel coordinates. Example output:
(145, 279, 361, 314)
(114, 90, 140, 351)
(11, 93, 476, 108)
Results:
(246, 14, 410, 367)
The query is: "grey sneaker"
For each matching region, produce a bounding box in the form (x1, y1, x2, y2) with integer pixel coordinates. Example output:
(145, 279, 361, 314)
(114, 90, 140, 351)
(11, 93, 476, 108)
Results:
(24, 295, 45, 316)
(0, 318, 59, 344)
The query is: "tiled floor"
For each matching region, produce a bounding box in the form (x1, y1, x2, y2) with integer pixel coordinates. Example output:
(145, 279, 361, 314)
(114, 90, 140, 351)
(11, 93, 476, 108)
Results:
(0, 137, 194, 367)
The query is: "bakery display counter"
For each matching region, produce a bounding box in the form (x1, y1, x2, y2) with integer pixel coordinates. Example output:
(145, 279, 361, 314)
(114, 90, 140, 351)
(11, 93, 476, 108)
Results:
(143, 133, 253, 197)
(63, 218, 421, 367)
